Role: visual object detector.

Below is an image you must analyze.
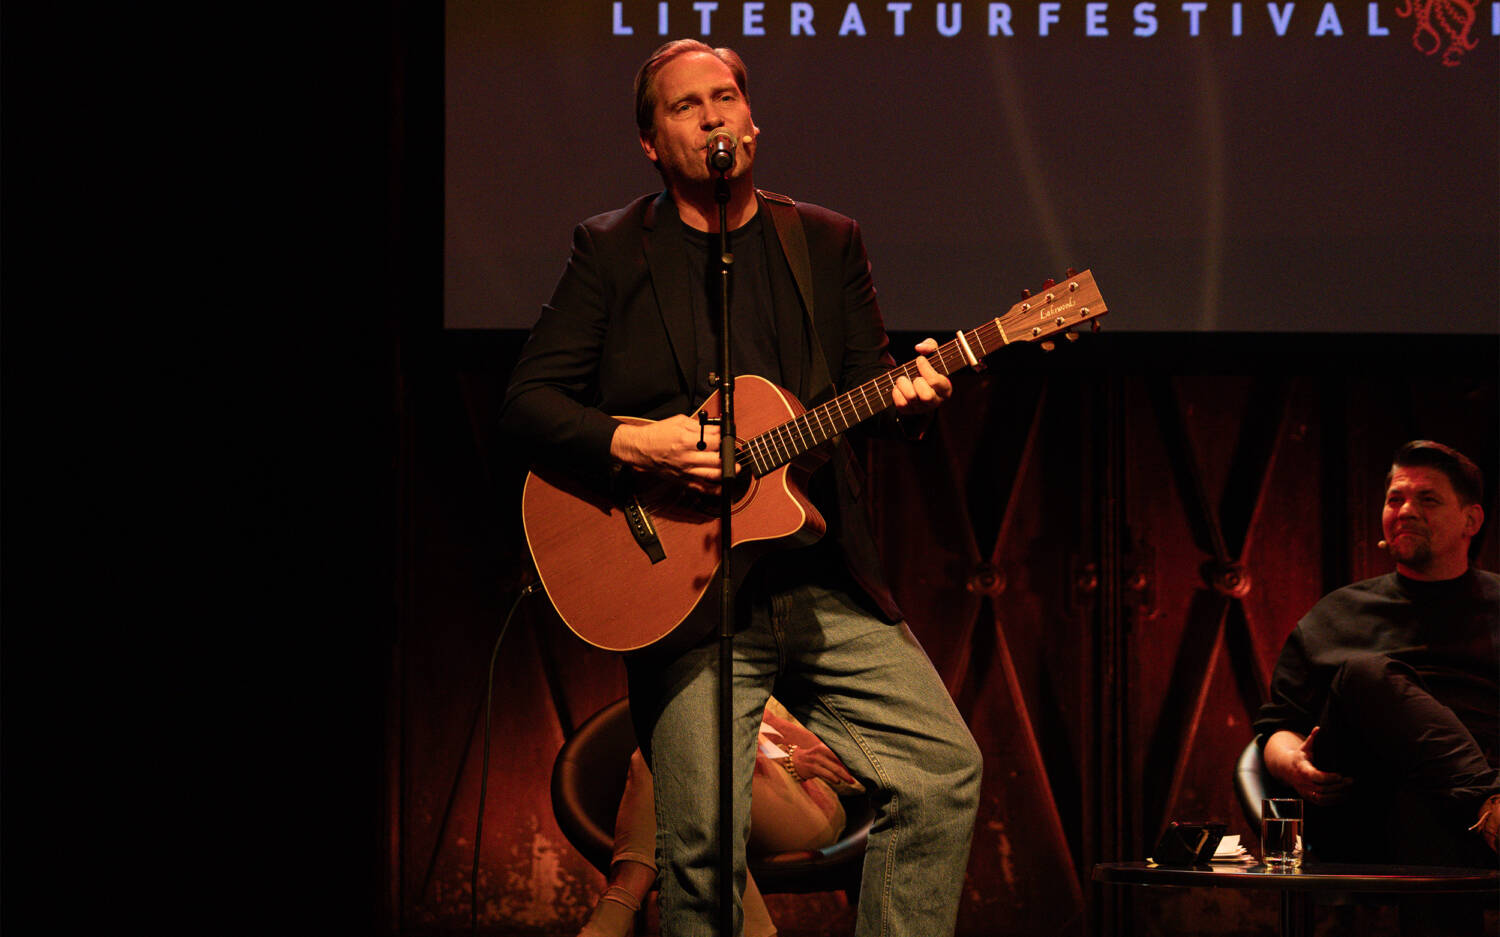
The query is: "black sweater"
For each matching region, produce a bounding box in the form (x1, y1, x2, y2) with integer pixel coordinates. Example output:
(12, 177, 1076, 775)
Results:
(1254, 568, 1500, 765)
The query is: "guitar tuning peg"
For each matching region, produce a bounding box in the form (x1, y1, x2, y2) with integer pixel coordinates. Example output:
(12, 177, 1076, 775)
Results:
(1065, 267, 1077, 277)
(1091, 319, 1102, 333)
(1065, 331, 1079, 342)
(1042, 278, 1056, 289)
(1040, 341, 1056, 352)
(1020, 288, 1032, 299)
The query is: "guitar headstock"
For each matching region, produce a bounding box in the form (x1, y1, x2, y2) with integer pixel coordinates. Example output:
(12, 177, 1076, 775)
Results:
(997, 269, 1107, 350)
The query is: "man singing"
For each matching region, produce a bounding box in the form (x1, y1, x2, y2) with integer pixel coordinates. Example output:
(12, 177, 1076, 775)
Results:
(502, 40, 983, 937)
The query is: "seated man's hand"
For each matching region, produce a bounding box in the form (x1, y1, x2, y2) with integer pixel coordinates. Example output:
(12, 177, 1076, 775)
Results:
(1265, 727, 1355, 806)
(1471, 793, 1500, 853)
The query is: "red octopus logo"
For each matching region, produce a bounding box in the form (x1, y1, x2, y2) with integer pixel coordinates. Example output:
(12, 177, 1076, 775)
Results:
(1395, 0, 1480, 66)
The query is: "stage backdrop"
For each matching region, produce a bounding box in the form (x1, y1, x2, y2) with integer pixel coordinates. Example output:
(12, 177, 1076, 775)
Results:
(384, 331, 1498, 936)
(446, 1, 1499, 333)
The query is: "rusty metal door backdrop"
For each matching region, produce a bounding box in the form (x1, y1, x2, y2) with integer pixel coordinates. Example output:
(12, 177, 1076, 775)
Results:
(388, 341, 1496, 936)
(867, 367, 1320, 936)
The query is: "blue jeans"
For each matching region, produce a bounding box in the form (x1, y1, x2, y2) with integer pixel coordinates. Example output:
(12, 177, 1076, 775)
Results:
(626, 578, 983, 937)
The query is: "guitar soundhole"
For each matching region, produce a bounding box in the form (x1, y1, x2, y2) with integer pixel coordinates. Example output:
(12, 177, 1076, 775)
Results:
(680, 470, 756, 516)
(728, 469, 755, 507)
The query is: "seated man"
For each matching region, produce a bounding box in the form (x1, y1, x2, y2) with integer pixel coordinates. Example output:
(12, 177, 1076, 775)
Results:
(1254, 440, 1499, 867)
(578, 698, 864, 937)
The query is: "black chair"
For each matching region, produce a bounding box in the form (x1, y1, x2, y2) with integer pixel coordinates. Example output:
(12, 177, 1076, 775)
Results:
(1234, 737, 1273, 827)
(550, 696, 873, 898)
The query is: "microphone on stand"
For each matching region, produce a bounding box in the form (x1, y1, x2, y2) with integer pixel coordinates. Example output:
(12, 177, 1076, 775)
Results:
(707, 128, 736, 173)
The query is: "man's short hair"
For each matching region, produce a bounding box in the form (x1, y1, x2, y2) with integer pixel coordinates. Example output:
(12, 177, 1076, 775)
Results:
(633, 39, 749, 137)
(1387, 440, 1485, 506)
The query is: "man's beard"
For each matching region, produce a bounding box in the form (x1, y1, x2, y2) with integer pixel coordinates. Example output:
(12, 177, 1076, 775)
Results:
(1389, 534, 1432, 571)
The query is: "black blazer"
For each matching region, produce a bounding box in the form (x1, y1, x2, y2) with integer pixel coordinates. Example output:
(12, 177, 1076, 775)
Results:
(502, 189, 907, 621)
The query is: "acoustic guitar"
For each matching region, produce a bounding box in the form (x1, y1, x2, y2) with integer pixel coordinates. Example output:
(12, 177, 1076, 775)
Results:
(522, 270, 1108, 652)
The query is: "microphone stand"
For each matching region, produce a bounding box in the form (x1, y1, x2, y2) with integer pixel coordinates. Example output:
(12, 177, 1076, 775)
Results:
(712, 168, 736, 937)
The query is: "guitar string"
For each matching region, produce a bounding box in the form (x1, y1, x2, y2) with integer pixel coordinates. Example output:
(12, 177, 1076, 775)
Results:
(749, 325, 980, 471)
(620, 282, 1097, 507)
(744, 322, 992, 475)
(738, 280, 1098, 476)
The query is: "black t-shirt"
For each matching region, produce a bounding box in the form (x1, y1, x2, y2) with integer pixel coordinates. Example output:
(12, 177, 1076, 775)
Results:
(680, 212, 853, 595)
(681, 214, 783, 407)
(1254, 568, 1500, 763)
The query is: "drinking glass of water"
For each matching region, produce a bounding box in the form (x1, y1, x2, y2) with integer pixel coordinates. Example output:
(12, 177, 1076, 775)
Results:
(1261, 798, 1303, 868)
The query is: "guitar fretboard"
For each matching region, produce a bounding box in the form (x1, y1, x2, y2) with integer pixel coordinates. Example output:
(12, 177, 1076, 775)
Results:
(737, 271, 1104, 476)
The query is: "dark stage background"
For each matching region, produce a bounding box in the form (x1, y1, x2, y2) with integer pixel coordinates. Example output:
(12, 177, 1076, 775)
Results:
(446, 1, 1499, 334)
(296, 3, 1500, 936)
(379, 330, 1498, 937)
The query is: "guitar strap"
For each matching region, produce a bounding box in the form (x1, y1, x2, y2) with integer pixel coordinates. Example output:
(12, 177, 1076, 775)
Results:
(759, 189, 864, 501)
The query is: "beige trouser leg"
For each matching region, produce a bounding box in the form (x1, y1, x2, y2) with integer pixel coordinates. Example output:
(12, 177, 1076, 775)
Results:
(613, 750, 784, 936)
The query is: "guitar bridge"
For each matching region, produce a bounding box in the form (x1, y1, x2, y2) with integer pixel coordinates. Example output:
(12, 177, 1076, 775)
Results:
(621, 494, 666, 564)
